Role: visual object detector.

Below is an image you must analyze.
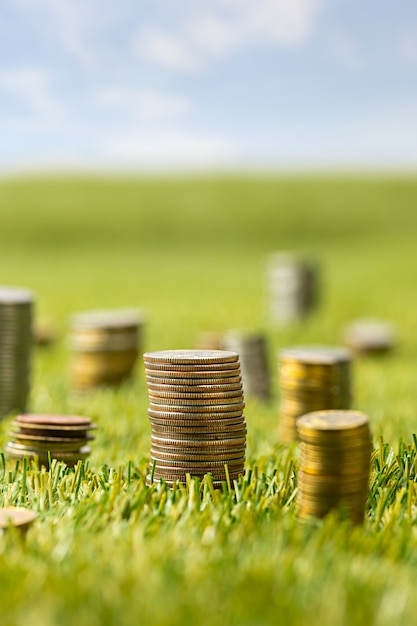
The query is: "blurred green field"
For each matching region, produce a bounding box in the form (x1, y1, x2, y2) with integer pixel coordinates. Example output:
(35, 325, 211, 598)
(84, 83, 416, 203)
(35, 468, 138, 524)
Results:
(1, 175, 417, 626)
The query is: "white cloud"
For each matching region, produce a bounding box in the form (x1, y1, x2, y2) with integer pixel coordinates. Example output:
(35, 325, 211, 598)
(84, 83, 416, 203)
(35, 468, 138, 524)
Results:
(0, 68, 61, 116)
(94, 87, 192, 120)
(101, 130, 237, 169)
(133, 0, 321, 72)
(133, 30, 201, 73)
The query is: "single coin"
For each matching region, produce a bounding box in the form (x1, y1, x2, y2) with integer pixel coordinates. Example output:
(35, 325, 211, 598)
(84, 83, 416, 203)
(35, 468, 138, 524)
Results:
(151, 450, 245, 462)
(145, 374, 242, 386)
(297, 410, 369, 433)
(148, 394, 243, 407)
(149, 415, 245, 428)
(144, 362, 240, 374)
(0, 507, 37, 531)
(71, 308, 142, 330)
(147, 382, 243, 394)
(151, 435, 246, 447)
(148, 408, 244, 420)
(149, 401, 245, 414)
(149, 468, 243, 481)
(147, 388, 243, 400)
(144, 368, 241, 379)
(149, 425, 246, 436)
(150, 457, 245, 469)
(144, 350, 238, 365)
(16, 414, 93, 427)
(279, 347, 351, 365)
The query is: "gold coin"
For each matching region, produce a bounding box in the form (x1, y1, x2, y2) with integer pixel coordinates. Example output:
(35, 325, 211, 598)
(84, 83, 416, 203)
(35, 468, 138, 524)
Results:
(297, 410, 369, 432)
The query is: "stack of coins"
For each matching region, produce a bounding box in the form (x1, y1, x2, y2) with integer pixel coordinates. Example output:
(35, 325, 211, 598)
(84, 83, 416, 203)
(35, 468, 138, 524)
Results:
(6, 414, 96, 467)
(0, 507, 37, 534)
(222, 331, 271, 402)
(70, 308, 143, 391)
(0, 286, 34, 419)
(279, 346, 352, 442)
(268, 253, 318, 324)
(343, 318, 397, 355)
(144, 350, 246, 487)
(296, 410, 372, 524)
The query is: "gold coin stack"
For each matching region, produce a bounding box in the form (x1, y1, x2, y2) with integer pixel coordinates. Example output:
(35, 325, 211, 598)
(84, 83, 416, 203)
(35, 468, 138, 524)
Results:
(144, 350, 246, 487)
(279, 346, 352, 442)
(222, 331, 271, 402)
(268, 253, 318, 324)
(6, 414, 97, 467)
(0, 286, 34, 419)
(296, 410, 372, 524)
(70, 309, 143, 391)
(343, 318, 397, 355)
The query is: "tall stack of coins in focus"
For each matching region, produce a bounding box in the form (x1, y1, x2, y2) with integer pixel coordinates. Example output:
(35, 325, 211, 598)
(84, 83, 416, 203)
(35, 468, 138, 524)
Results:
(268, 253, 318, 324)
(144, 350, 246, 487)
(222, 331, 271, 402)
(0, 287, 34, 418)
(278, 347, 352, 442)
(6, 414, 96, 467)
(296, 410, 372, 524)
(70, 309, 143, 391)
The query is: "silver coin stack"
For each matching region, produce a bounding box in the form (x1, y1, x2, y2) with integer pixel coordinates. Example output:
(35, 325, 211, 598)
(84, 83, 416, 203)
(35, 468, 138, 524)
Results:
(0, 286, 34, 419)
(144, 350, 247, 488)
(268, 253, 318, 324)
(221, 331, 271, 402)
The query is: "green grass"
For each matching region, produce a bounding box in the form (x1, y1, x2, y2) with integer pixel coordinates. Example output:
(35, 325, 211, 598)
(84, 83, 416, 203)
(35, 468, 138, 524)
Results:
(1, 174, 417, 625)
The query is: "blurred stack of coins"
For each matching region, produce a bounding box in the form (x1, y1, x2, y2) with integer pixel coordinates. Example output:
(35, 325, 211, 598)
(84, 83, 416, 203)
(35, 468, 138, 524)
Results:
(0, 507, 37, 534)
(144, 350, 246, 487)
(70, 308, 143, 391)
(268, 253, 318, 324)
(296, 410, 372, 524)
(343, 318, 397, 355)
(6, 414, 96, 467)
(0, 286, 34, 418)
(279, 346, 352, 442)
(222, 331, 271, 402)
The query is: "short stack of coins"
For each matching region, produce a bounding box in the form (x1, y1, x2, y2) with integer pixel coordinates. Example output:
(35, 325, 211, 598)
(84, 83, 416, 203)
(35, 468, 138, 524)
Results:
(343, 318, 397, 355)
(296, 410, 372, 524)
(279, 346, 352, 443)
(0, 286, 34, 418)
(268, 253, 318, 324)
(222, 331, 271, 402)
(70, 308, 143, 391)
(6, 414, 97, 467)
(144, 350, 246, 487)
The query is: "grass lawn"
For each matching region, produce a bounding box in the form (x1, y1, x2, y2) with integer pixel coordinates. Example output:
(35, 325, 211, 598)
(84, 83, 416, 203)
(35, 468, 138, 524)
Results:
(1, 174, 417, 625)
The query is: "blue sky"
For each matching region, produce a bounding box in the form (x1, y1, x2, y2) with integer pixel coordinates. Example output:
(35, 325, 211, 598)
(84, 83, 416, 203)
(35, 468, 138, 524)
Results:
(1, 0, 417, 171)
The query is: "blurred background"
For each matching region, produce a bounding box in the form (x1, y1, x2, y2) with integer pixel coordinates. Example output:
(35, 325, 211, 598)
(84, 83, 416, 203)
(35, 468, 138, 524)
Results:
(1, 0, 416, 173)
(1, 0, 417, 444)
